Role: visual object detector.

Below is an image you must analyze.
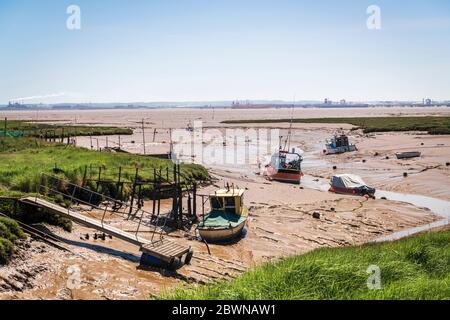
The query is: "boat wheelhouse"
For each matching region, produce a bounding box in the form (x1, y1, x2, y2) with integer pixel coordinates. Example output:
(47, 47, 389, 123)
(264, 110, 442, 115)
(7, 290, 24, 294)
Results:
(324, 135, 357, 155)
(264, 150, 303, 184)
(197, 187, 248, 243)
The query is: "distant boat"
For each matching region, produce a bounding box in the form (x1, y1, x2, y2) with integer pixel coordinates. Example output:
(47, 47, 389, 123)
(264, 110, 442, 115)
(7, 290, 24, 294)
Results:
(395, 152, 421, 159)
(329, 174, 376, 197)
(197, 187, 248, 243)
(324, 134, 357, 155)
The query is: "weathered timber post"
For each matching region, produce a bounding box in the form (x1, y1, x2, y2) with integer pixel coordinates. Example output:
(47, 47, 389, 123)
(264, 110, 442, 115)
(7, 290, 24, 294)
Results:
(129, 167, 139, 216)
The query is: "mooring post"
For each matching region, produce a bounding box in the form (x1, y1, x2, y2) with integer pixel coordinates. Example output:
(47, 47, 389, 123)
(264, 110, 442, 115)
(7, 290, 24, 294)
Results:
(82, 165, 87, 187)
(117, 166, 123, 200)
(193, 182, 197, 220)
(172, 163, 178, 220)
(129, 167, 139, 216)
(96, 166, 102, 192)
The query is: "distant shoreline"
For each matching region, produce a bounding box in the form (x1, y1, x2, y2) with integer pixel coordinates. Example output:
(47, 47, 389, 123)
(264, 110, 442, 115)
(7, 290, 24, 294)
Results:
(1, 104, 449, 112)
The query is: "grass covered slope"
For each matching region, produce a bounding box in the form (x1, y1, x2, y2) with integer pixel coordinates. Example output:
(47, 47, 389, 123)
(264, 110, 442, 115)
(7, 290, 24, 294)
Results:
(222, 117, 450, 135)
(164, 231, 450, 300)
(0, 137, 208, 197)
(0, 216, 26, 264)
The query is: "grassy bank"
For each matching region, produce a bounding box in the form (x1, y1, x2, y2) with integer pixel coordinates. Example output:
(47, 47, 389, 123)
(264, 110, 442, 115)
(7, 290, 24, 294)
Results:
(0, 137, 209, 198)
(0, 119, 133, 138)
(222, 117, 450, 135)
(163, 230, 450, 300)
(0, 216, 26, 264)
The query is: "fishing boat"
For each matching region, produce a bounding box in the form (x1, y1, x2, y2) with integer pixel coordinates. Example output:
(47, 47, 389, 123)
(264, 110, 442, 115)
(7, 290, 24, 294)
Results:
(324, 134, 357, 155)
(395, 151, 421, 159)
(197, 187, 248, 243)
(263, 150, 304, 184)
(329, 174, 376, 197)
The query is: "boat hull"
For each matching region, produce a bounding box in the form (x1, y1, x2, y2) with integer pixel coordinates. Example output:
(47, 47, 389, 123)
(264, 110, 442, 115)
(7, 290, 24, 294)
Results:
(325, 145, 357, 155)
(263, 165, 302, 184)
(329, 186, 376, 197)
(198, 220, 246, 243)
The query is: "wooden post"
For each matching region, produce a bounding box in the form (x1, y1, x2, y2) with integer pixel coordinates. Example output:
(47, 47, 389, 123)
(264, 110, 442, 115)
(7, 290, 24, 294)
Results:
(193, 182, 197, 220)
(4, 117, 7, 136)
(82, 165, 87, 187)
(117, 166, 122, 200)
(118, 135, 121, 149)
(178, 164, 183, 224)
(153, 128, 157, 142)
(96, 166, 102, 192)
(187, 192, 192, 217)
(152, 168, 157, 219)
(61, 128, 65, 143)
(129, 167, 139, 215)
(142, 118, 146, 155)
(90, 135, 93, 149)
(106, 136, 109, 148)
(172, 163, 178, 220)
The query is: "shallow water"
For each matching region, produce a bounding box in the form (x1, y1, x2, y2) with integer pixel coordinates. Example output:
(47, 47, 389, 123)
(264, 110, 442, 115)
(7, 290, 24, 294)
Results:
(301, 176, 450, 241)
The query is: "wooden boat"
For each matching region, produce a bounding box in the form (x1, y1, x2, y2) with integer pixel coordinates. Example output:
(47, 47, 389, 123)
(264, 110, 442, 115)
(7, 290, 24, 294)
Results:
(197, 188, 248, 243)
(395, 152, 421, 159)
(263, 150, 303, 184)
(329, 174, 376, 197)
(324, 134, 357, 155)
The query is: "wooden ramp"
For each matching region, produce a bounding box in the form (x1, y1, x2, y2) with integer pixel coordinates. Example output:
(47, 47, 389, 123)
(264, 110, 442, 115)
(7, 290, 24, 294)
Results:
(20, 197, 191, 265)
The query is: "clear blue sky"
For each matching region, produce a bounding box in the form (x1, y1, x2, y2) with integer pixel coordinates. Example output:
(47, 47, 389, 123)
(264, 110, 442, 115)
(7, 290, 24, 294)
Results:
(0, 0, 449, 104)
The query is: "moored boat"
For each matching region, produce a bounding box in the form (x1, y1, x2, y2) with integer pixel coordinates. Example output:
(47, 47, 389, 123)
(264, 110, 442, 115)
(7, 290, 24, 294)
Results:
(197, 187, 248, 243)
(324, 134, 357, 155)
(263, 150, 303, 184)
(329, 174, 376, 197)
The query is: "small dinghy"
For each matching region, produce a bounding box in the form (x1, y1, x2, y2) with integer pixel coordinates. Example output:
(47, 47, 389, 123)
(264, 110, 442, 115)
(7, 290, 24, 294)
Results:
(197, 187, 248, 243)
(395, 152, 421, 159)
(329, 174, 376, 197)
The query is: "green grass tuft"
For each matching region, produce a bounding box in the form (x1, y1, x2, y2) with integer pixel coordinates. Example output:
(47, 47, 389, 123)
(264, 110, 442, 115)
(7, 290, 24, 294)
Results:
(222, 117, 450, 135)
(0, 120, 133, 138)
(0, 217, 26, 264)
(161, 231, 450, 300)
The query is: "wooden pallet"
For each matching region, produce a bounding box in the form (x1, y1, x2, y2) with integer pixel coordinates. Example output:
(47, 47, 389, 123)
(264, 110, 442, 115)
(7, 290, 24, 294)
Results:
(141, 239, 191, 263)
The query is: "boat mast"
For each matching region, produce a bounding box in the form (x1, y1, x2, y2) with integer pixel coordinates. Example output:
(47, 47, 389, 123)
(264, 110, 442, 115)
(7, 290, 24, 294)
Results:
(284, 96, 295, 152)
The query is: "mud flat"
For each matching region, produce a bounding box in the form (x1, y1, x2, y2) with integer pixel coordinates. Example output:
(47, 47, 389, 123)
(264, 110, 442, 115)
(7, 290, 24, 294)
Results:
(0, 167, 440, 300)
(1, 107, 449, 299)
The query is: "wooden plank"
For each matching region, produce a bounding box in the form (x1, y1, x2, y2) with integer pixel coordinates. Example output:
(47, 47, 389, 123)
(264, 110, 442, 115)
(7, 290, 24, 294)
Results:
(21, 196, 192, 262)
